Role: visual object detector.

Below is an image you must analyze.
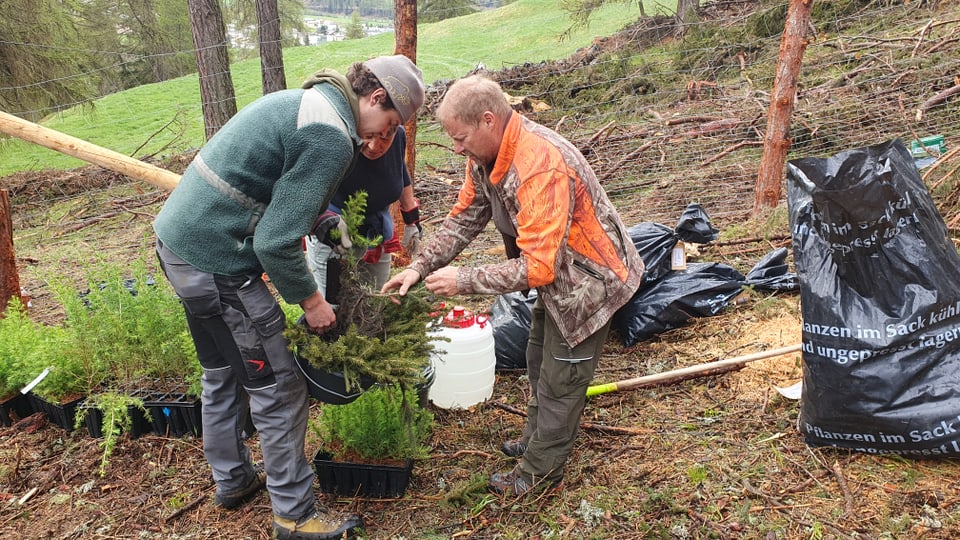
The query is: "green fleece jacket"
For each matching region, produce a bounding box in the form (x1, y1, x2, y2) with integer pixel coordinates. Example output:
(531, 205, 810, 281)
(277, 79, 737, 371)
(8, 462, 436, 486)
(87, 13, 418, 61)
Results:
(154, 79, 360, 305)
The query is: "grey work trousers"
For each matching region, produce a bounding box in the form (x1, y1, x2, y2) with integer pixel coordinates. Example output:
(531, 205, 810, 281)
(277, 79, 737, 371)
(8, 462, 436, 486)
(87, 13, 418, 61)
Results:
(518, 298, 610, 484)
(156, 241, 314, 521)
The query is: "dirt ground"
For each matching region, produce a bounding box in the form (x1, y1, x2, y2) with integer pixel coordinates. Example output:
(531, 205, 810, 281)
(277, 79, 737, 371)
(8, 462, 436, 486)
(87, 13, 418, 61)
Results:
(5, 2, 960, 538)
(4, 160, 960, 540)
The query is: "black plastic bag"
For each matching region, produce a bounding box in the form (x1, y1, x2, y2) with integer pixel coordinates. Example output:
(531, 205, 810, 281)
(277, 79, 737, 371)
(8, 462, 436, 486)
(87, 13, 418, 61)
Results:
(744, 247, 798, 291)
(613, 262, 746, 347)
(490, 289, 538, 370)
(788, 138, 960, 456)
(627, 203, 719, 284)
(675, 203, 721, 244)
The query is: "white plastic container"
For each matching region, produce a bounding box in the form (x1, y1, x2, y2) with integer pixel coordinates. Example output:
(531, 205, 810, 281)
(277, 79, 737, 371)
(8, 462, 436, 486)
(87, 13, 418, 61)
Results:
(428, 306, 496, 409)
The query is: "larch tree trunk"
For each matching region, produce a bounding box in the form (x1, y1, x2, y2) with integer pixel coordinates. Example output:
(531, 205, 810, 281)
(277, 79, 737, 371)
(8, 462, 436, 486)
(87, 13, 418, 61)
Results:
(0, 190, 23, 313)
(394, 0, 418, 180)
(393, 0, 419, 262)
(187, 0, 238, 140)
(256, 0, 287, 94)
(753, 0, 813, 215)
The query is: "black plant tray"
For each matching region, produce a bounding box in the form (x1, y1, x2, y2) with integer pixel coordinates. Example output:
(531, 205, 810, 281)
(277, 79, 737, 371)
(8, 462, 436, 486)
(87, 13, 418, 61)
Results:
(143, 392, 202, 437)
(0, 393, 33, 427)
(82, 403, 152, 439)
(313, 451, 413, 498)
(26, 393, 84, 432)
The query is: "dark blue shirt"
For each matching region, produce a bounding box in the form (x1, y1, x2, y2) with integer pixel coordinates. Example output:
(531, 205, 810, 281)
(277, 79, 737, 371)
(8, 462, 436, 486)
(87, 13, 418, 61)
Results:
(330, 127, 411, 242)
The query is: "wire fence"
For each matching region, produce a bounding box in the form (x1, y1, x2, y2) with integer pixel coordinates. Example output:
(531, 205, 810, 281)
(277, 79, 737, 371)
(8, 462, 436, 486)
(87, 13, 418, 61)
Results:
(2, 1, 959, 240)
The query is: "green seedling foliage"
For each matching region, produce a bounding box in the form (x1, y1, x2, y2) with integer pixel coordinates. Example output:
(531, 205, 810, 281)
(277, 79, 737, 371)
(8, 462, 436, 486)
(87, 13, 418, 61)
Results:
(74, 391, 151, 476)
(290, 192, 438, 463)
(285, 191, 444, 393)
(0, 298, 41, 397)
(2, 296, 87, 403)
(48, 257, 201, 397)
(315, 385, 433, 462)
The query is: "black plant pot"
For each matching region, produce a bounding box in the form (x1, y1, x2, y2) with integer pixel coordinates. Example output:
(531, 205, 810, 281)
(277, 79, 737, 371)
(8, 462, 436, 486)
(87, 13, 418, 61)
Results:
(143, 392, 202, 437)
(0, 393, 33, 427)
(25, 393, 84, 432)
(313, 450, 414, 498)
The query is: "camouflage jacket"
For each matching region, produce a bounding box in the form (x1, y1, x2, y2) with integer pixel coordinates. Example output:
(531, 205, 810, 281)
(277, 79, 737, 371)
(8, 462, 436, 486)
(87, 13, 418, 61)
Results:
(410, 113, 643, 346)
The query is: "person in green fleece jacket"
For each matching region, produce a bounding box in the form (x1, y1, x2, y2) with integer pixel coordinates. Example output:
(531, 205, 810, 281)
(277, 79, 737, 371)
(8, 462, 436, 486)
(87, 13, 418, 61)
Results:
(153, 55, 424, 540)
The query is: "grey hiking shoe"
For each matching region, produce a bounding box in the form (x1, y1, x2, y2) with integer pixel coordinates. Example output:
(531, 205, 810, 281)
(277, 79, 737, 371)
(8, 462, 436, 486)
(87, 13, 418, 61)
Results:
(214, 464, 266, 509)
(489, 467, 561, 497)
(272, 508, 362, 540)
(500, 438, 527, 457)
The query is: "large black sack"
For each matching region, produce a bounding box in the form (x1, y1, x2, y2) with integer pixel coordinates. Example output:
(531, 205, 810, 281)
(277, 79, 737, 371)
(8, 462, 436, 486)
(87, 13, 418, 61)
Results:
(745, 247, 798, 292)
(613, 262, 746, 347)
(628, 203, 719, 284)
(788, 138, 960, 456)
(490, 289, 538, 370)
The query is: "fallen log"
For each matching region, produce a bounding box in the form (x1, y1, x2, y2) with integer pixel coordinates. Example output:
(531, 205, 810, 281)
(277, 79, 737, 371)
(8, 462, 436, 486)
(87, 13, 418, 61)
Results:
(0, 111, 180, 191)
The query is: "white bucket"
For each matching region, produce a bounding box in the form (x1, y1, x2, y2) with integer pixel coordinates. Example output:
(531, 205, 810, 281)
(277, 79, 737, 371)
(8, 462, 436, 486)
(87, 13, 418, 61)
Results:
(428, 306, 496, 409)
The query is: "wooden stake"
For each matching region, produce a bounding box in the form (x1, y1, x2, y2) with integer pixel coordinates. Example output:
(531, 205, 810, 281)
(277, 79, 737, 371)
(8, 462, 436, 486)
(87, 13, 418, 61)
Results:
(753, 0, 813, 215)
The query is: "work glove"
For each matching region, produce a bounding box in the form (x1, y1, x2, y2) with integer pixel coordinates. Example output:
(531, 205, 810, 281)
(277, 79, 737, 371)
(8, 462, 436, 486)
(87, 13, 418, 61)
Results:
(402, 223, 422, 255)
(401, 201, 422, 255)
(311, 211, 352, 252)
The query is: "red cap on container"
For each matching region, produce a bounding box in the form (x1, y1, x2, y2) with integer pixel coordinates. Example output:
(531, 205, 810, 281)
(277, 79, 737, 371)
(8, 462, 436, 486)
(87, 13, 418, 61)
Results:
(441, 307, 491, 329)
(442, 306, 475, 328)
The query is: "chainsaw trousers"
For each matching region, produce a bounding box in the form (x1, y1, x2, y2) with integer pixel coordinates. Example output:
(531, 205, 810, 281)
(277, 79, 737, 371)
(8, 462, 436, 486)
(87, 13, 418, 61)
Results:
(156, 241, 315, 521)
(519, 298, 610, 484)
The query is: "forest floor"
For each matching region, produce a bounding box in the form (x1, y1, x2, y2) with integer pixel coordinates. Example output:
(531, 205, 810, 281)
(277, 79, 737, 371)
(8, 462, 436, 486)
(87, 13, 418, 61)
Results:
(5, 2, 960, 539)
(4, 147, 960, 540)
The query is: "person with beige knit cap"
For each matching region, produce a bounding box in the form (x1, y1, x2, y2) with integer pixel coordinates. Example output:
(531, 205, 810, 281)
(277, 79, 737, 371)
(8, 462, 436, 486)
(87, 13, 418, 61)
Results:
(154, 55, 424, 540)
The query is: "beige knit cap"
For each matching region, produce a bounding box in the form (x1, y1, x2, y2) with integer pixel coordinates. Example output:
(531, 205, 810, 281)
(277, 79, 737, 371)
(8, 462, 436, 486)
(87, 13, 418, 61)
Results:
(365, 55, 425, 123)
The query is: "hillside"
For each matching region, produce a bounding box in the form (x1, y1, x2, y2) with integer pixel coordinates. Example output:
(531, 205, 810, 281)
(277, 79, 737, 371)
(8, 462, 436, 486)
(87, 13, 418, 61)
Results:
(3, 1, 960, 539)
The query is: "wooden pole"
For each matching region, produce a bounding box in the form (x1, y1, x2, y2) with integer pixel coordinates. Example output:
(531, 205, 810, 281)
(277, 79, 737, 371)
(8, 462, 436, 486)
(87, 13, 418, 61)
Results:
(752, 0, 813, 215)
(586, 344, 803, 397)
(0, 111, 181, 191)
(0, 189, 22, 313)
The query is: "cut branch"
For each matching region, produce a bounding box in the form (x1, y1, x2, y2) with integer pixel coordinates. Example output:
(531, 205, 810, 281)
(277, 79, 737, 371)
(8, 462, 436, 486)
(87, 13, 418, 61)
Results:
(702, 140, 764, 166)
(598, 140, 656, 182)
(916, 81, 960, 121)
(666, 115, 722, 126)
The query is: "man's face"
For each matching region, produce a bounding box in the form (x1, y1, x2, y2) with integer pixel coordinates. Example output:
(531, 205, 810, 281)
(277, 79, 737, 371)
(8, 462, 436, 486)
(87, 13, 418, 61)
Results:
(358, 89, 402, 160)
(442, 113, 500, 168)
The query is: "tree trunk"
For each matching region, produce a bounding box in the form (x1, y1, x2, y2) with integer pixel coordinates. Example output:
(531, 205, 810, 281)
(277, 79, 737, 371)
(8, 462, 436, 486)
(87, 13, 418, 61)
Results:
(753, 0, 813, 215)
(393, 0, 419, 261)
(187, 0, 238, 140)
(394, 0, 418, 181)
(0, 190, 23, 313)
(256, 0, 287, 94)
(677, 0, 699, 28)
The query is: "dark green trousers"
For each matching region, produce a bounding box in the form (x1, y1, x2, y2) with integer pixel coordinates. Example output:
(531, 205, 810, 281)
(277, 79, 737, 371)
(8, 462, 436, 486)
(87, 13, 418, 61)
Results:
(518, 299, 611, 483)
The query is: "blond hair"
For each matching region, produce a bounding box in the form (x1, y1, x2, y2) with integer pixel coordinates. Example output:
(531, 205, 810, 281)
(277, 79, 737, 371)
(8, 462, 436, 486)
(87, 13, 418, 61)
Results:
(436, 75, 512, 127)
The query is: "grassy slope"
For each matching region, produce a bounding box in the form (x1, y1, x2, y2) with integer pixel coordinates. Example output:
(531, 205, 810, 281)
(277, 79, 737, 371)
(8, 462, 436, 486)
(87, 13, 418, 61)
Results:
(0, 0, 666, 176)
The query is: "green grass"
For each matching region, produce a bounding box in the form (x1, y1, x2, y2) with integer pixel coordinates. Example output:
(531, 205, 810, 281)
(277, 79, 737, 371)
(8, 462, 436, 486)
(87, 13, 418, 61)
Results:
(0, 0, 676, 177)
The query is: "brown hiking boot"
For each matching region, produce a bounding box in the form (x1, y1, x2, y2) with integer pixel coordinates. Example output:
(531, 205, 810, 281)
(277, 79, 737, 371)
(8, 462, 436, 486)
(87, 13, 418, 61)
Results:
(272, 508, 362, 540)
(214, 464, 266, 509)
(500, 438, 527, 457)
(488, 467, 561, 497)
